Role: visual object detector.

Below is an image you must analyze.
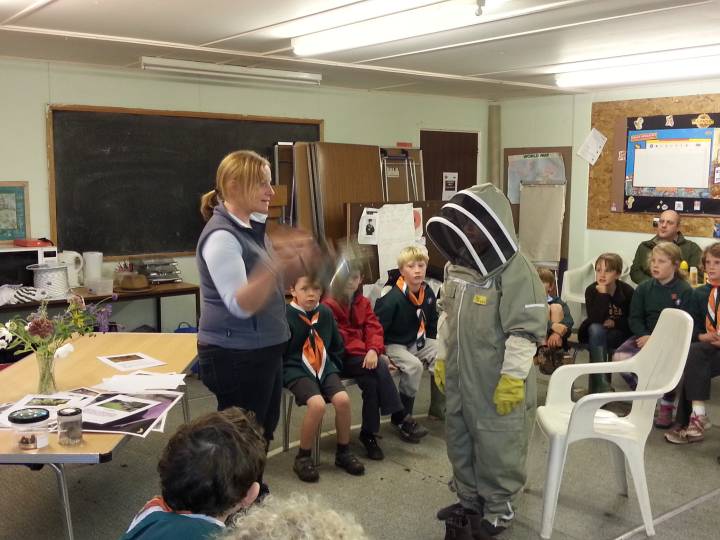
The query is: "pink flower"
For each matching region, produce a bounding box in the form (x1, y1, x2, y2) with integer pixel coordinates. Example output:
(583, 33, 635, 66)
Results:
(27, 317, 54, 339)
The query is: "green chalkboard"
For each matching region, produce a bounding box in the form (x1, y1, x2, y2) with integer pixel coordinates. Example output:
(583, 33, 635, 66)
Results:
(49, 106, 321, 256)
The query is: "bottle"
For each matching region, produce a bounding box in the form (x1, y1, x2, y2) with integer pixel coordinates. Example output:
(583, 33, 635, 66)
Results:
(689, 266, 699, 287)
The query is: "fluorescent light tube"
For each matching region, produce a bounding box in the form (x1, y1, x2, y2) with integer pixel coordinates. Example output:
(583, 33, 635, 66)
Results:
(269, 0, 439, 39)
(555, 55, 720, 88)
(292, 0, 483, 56)
(141, 57, 322, 86)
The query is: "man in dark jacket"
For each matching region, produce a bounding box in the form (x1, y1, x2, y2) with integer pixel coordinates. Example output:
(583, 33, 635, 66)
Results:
(630, 210, 701, 284)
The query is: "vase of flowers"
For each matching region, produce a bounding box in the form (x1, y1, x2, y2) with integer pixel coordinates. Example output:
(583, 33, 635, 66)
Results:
(0, 294, 115, 394)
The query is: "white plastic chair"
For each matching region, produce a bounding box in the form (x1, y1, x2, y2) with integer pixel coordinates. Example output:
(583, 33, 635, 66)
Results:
(535, 308, 693, 539)
(560, 260, 594, 326)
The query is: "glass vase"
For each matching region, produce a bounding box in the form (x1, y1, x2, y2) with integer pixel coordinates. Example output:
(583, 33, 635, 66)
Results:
(36, 349, 57, 394)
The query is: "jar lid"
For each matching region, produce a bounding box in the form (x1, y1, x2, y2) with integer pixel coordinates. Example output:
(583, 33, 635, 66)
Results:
(8, 407, 50, 424)
(58, 407, 82, 417)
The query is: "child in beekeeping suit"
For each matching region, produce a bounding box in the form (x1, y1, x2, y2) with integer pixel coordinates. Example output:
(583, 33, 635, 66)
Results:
(427, 184, 547, 539)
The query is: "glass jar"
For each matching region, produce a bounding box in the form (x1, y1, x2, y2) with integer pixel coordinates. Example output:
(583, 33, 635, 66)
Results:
(8, 408, 50, 450)
(57, 407, 83, 446)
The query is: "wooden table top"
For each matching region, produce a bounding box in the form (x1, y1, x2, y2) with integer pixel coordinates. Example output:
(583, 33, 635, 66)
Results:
(0, 332, 198, 463)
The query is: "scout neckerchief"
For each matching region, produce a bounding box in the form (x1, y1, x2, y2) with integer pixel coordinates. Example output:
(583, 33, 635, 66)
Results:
(397, 275, 426, 350)
(298, 309, 327, 378)
(706, 280, 720, 334)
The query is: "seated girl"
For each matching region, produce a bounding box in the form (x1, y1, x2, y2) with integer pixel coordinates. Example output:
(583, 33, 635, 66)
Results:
(578, 253, 634, 393)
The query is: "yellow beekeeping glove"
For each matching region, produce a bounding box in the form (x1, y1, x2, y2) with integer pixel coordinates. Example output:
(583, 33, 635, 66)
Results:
(493, 374, 524, 416)
(434, 358, 446, 394)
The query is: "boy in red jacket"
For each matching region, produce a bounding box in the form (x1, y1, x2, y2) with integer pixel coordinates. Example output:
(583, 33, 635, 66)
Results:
(324, 261, 428, 460)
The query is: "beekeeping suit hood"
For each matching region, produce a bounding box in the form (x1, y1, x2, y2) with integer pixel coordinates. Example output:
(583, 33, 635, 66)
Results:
(426, 184, 517, 277)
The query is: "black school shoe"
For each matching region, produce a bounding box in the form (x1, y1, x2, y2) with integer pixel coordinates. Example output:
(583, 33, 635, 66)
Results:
(437, 502, 466, 521)
(335, 451, 365, 475)
(394, 416, 429, 443)
(441, 506, 492, 540)
(479, 519, 506, 536)
(359, 432, 384, 460)
(293, 455, 319, 483)
(444, 512, 473, 540)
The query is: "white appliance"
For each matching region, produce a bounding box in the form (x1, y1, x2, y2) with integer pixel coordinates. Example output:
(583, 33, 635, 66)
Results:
(0, 246, 58, 286)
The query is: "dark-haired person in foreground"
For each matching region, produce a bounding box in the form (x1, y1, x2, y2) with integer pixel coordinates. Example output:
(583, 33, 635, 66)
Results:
(119, 408, 266, 540)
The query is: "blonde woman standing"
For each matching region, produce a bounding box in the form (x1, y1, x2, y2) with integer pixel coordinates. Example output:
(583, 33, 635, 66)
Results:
(196, 150, 312, 453)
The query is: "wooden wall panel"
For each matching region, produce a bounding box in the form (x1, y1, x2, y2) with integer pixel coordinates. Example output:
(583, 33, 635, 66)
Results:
(589, 95, 720, 236)
(314, 143, 383, 244)
(293, 143, 313, 233)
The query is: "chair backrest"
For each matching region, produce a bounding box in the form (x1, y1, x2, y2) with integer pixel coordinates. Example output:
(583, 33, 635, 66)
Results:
(619, 262, 635, 288)
(560, 260, 594, 326)
(560, 260, 594, 301)
(624, 308, 693, 422)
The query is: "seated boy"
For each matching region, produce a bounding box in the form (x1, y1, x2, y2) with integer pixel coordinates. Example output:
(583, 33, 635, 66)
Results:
(120, 407, 265, 540)
(323, 260, 428, 458)
(284, 274, 365, 482)
(374, 246, 443, 421)
(536, 267, 574, 374)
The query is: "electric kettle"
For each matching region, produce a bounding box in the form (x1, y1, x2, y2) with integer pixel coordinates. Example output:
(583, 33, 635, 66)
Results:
(57, 251, 83, 288)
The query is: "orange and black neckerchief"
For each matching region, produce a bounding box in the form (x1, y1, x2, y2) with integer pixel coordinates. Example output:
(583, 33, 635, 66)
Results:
(397, 276, 426, 350)
(299, 311, 327, 377)
(706, 280, 720, 334)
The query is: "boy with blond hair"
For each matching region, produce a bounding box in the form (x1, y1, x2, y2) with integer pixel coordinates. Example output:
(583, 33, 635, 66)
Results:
(374, 245, 442, 424)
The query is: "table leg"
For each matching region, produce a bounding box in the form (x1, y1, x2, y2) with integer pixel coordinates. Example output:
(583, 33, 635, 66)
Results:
(181, 389, 190, 424)
(194, 292, 200, 327)
(49, 463, 74, 540)
(155, 297, 162, 332)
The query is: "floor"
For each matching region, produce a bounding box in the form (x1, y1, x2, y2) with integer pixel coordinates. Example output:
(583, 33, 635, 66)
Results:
(1, 353, 719, 540)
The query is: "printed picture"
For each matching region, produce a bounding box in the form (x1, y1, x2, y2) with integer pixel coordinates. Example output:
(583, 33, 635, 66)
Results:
(97, 352, 166, 372)
(105, 353, 144, 363)
(98, 398, 151, 413)
(26, 397, 72, 407)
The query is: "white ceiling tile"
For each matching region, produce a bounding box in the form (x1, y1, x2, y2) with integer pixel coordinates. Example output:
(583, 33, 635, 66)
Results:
(1, 0, 719, 99)
(367, 3, 720, 77)
(13, 0, 356, 45)
(0, 1, 36, 22)
(305, 0, 698, 64)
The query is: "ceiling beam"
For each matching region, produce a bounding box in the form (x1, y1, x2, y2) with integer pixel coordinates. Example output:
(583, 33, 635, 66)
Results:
(356, 0, 711, 65)
(0, 23, 572, 92)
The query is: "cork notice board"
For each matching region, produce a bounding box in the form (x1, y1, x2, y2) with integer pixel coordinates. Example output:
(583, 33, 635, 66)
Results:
(589, 94, 720, 237)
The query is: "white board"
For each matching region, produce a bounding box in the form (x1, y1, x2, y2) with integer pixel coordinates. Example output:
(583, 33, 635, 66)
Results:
(633, 142, 710, 188)
(519, 184, 565, 263)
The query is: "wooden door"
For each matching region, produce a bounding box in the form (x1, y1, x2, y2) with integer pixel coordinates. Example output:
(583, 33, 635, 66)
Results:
(420, 130, 478, 200)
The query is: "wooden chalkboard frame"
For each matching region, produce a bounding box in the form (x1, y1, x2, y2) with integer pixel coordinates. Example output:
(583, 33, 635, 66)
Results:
(47, 105, 323, 259)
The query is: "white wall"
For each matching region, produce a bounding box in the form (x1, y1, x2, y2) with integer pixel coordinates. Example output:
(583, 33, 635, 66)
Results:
(501, 79, 720, 272)
(0, 57, 488, 330)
